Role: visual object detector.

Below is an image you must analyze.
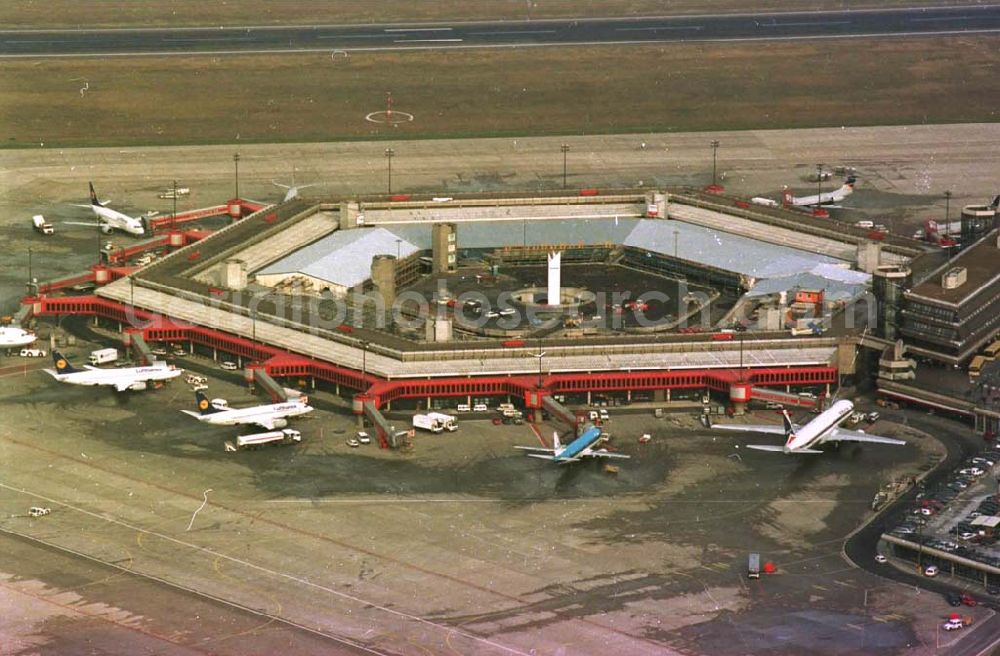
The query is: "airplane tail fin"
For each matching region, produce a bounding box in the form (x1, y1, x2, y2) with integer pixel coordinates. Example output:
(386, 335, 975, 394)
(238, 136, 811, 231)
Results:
(781, 410, 794, 437)
(89, 182, 102, 207)
(195, 390, 223, 415)
(52, 351, 80, 374)
(552, 431, 562, 453)
(781, 188, 794, 207)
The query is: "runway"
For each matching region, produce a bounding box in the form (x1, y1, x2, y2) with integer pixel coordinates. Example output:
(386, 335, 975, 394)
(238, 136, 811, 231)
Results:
(3, 6, 1000, 57)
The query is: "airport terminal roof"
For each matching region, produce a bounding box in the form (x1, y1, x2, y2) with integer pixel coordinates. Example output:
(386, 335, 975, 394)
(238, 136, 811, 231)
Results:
(388, 217, 872, 297)
(907, 231, 1000, 306)
(257, 227, 419, 288)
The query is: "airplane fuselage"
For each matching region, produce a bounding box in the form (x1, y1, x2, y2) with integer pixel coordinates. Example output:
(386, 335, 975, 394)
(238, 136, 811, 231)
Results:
(0, 327, 37, 348)
(194, 401, 312, 427)
(91, 204, 145, 235)
(784, 399, 855, 452)
(49, 364, 182, 388)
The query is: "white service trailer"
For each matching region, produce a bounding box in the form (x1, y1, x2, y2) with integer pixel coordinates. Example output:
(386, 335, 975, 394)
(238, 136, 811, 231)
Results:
(225, 428, 302, 452)
(413, 414, 444, 434)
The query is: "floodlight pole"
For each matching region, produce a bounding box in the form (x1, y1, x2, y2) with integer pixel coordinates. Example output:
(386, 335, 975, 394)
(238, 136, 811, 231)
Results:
(385, 147, 395, 194)
(710, 140, 720, 186)
(172, 179, 178, 231)
(815, 163, 823, 209)
(233, 153, 240, 199)
(944, 190, 952, 239)
(561, 144, 570, 189)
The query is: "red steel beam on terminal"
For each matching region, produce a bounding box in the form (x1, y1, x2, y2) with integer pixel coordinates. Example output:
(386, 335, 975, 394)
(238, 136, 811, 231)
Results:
(24, 295, 838, 409)
(147, 205, 228, 232)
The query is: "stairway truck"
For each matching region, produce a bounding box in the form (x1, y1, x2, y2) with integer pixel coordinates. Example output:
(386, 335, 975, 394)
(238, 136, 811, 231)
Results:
(88, 347, 118, 365)
(427, 412, 458, 432)
(413, 413, 444, 434)
(225, 428, 302, 452)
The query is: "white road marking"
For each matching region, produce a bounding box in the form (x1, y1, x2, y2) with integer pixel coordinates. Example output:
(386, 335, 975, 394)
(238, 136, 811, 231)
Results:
(759, 20, 852, 27)
(616, 26, 704, 32)
(468, 30, 558, 36)
(393, 38, 463, 43)
(383, 27, 453, 33)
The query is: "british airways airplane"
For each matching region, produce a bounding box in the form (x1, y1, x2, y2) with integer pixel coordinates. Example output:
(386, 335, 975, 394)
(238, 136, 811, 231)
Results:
(515, 425, 630, 464)
(713, 399, 905, 454)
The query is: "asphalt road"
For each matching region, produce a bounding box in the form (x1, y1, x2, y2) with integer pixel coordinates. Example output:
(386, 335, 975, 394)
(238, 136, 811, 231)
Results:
(3, 6, 1000, 57)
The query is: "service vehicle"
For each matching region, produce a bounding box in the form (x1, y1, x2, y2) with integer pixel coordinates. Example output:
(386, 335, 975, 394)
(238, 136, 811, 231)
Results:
(874, 553, 887, 563)
(346, 437, 360, 448)
(639, 433, 652, 444)
(185, 374, 207, 386)
(413, 413, 445, 434)
(224, 428, 302, 452)
(943, 619, 964, 631)
(356, 431, 371, 444)
(28, 507, 51, 517)
(599, 408, 610, 421)
(456, 403, 471, 412)
(31, 214, 54, 235)
(924, 565, 939, 577)
(88, 347, 118, 365)
(210, 398, 229, 410)
(748, 552, 761, 579)
(20, 348, 46, 358)
(427, 412, 458, 432)
(220, 361, 239, 370)
(473, 403, 488, 412)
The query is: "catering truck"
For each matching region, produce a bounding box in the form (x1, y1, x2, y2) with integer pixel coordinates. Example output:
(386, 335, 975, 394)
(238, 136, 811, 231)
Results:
(31, 214, 54, 235)
(88, 347, 118, 365)
(427, 412, 458, 432)
(224, 428, 301, 452)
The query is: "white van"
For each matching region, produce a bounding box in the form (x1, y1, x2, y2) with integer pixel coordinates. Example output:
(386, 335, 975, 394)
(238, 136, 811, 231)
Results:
(473, 403, 488, 412)
(855, 220, 875, 229)
(456, 403, 471, 412)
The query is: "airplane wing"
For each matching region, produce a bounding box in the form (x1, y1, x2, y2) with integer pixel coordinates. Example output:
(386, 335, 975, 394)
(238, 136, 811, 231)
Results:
(525, 453, 559, 461)
(63, 220, 101, 227)
(747, 444, 822, 454)
(584, 449, 631, 459)
(254, 417, 277, 430)
(825, 428, 906, 446)
(514, 446, 556, 453)
(42, 368, 59, 379)
(713, 424, 789, 435)
(180, 410, 202, 419)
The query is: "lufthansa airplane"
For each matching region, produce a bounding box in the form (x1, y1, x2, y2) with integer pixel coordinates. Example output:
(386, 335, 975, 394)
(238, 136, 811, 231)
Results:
(45, 350, 182, 392)
(182, 390, 313, 430)
(66, 182, 146, 236)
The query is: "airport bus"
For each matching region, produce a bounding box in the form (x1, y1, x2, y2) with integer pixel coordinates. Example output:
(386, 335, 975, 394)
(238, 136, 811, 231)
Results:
(970, 355, 987, 378)
(983, 340, 1000, 361)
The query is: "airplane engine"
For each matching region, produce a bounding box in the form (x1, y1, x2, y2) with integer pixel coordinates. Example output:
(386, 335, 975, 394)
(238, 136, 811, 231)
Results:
(129, 381, 148, 391)
(100, 222, 113, 234)
(272, 418, 288, 429)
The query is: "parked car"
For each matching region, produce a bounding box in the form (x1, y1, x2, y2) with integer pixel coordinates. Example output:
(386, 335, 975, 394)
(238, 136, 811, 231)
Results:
(946, 591, 963, 606)
(357, 431, 371, 445)
(942, 619, 964, 631)
(961, 593, 978, 606)
(924, 565, 939, 577)
(959, 467, 985, 477)
(874, 553, 888, 563)
(220, 361, 239, 371)
(346, 438, 360, 448)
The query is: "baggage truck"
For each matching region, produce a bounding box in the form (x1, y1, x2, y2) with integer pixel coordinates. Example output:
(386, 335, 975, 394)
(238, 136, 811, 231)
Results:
(88, 347, 118, 365)
(225, 428, 301, 452)
(413, 413, 444, 434)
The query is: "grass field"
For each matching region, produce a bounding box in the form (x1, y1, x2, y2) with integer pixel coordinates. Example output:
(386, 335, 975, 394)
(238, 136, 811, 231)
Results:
(0, 0, 970, 29)
(3, 34, 998, 149)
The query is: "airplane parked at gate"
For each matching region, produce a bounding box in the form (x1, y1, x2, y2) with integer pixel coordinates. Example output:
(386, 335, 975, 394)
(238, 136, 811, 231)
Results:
(515, 425, 630, 463)
(782, 176, 857, 208)
(0, 326, 37, 349)
(65, 182, 146, 236)
(711, 399, 905, 454)
(182, 390, 313, 430)
(45, 350, 182, 392)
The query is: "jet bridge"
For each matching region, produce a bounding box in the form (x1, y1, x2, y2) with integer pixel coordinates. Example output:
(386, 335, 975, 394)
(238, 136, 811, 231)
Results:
(250, 365, 289, 403)
(124, 330, 155, 365)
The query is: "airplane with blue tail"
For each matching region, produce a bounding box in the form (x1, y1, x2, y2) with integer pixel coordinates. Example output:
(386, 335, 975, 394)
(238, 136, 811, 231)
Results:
(515, 425, 630, 464)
